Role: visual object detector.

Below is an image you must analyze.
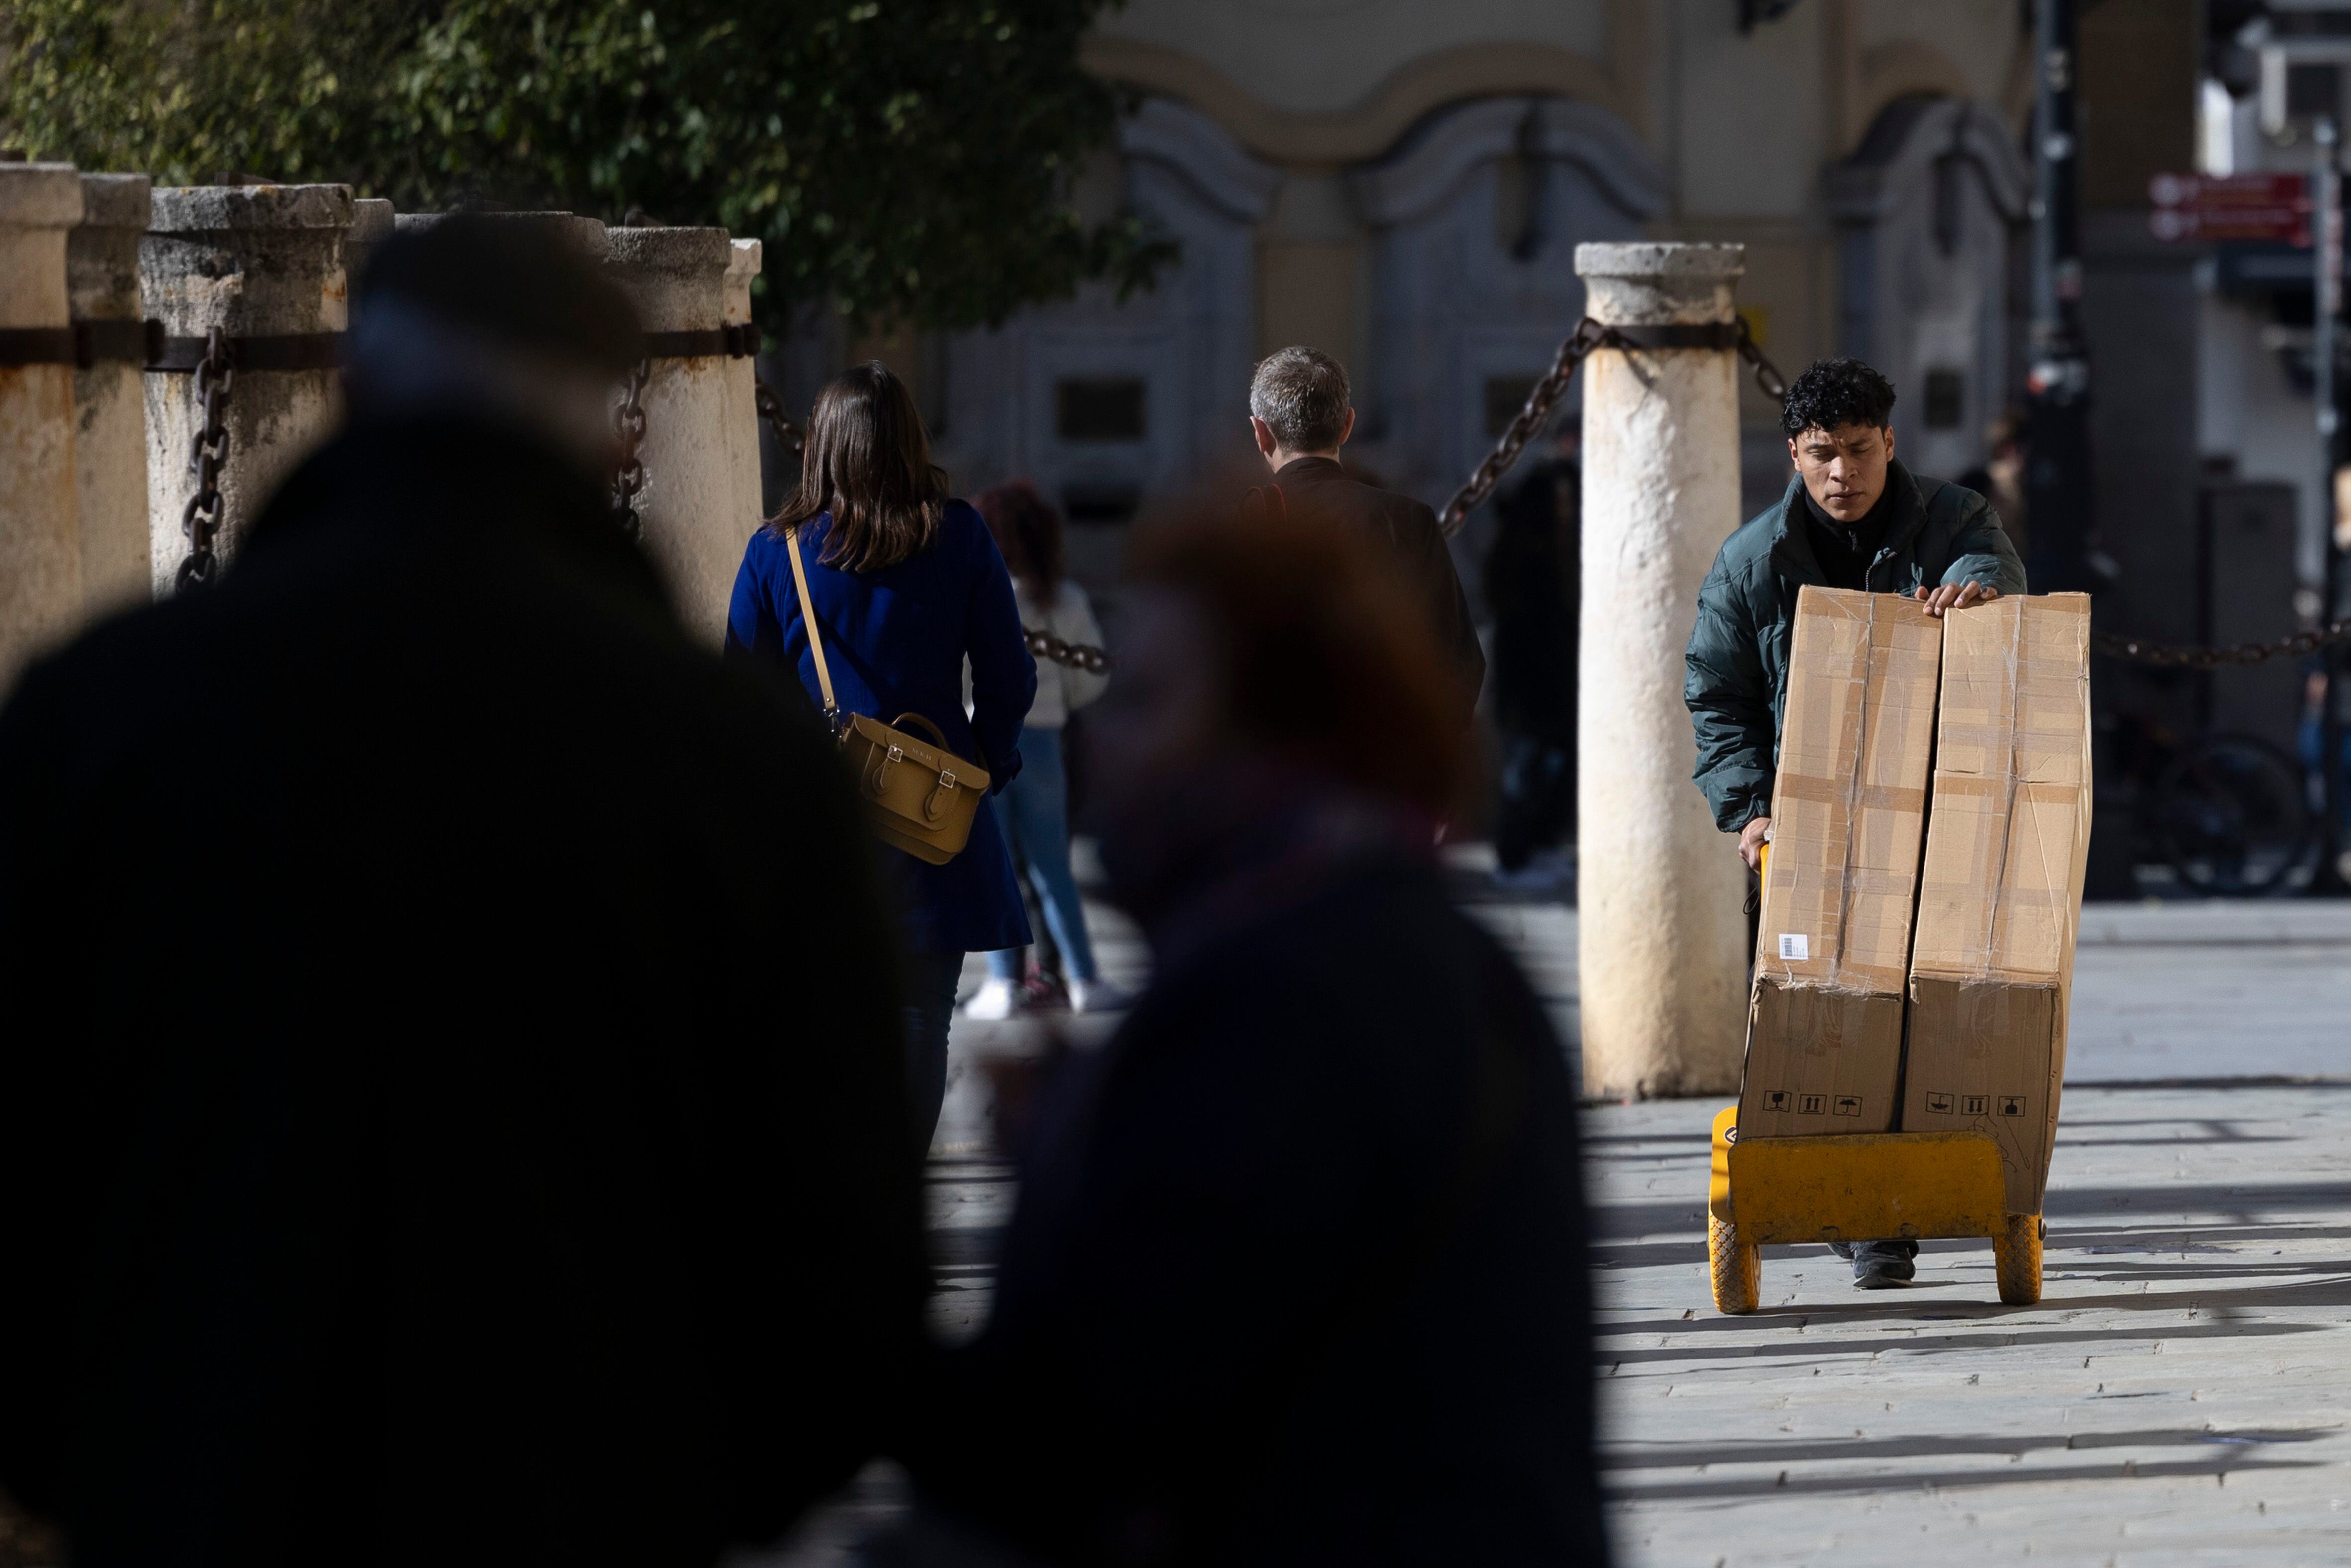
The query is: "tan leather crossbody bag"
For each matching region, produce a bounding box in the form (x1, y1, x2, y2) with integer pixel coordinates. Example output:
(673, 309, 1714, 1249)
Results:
(784, 525, 990, 866)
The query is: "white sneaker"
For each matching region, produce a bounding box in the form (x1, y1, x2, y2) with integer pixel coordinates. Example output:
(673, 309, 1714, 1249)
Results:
(962, 977, 1018, 1020)
(1068, 977, 1136, 1015)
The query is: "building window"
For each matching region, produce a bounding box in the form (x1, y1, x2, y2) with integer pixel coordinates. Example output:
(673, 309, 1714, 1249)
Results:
(1485, 376, 1540, 436)
(2287, 61, 2342, 124)
(1923, 368, 1965, 430)
(1056, 378, 1146, 442)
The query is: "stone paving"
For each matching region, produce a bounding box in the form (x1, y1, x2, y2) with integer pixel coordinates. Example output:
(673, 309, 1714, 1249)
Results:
(760, 862, 2351, 1566)
(1590, 1083, 2351, 1566)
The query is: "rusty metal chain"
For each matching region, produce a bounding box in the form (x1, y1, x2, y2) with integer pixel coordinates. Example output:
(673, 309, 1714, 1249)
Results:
(1733, 313, 1790, 401)
(1026, 628, 1113, 673)
(1439, 317, 1609, 536)
(176, 327, 233, 591)
(1439, 314, 1790, 536)
(753, 375, 807, 464)
(611, 359, 650, 541)
(2096, 620, 2351, 668)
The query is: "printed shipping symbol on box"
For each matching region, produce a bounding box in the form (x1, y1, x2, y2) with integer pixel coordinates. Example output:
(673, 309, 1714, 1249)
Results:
(1901, 593, 2092, 1214)
(1738, 588, 1942, 1138)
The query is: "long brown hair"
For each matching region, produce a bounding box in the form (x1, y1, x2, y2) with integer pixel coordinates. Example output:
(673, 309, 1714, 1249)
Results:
(972, 481, 1065, 600)
(769, 361, 948, 572)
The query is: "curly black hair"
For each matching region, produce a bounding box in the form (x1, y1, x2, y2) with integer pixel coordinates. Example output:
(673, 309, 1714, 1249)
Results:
(1780, 357, 1896, 438)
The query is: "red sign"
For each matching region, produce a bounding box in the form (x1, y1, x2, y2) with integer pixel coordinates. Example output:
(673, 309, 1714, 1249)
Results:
(2148, 172, 2311, 244)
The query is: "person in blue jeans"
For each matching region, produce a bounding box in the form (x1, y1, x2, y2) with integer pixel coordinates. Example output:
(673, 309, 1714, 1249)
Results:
(727, 363, 1036, 1150)
(963, 482, 1133, 1019)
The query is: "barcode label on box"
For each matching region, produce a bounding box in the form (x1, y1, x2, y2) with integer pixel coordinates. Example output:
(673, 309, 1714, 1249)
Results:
(1778, 933, 1809, 961)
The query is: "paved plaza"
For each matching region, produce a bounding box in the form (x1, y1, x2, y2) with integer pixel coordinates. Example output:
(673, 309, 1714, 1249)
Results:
(763, 861, 2351, 1567)
(1591, 1081, 2349, 1564)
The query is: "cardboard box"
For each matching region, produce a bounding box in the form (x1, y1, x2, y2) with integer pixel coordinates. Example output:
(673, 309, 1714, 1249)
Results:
(1739, 588, 1942, 1138)
(1901, 593, 2093, 1214)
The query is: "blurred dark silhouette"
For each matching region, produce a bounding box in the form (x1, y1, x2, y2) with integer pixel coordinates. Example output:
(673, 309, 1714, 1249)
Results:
(1485, 435, 1581, 879)
(0, 216, 925, 1568)
(891, 508, 1607, 1566)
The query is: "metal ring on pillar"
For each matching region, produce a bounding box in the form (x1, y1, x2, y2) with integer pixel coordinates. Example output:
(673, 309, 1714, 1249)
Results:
(146, 331, 346, 373)
(74, 318, 167, 368)
(1601, 322, 1743, 351)
(640, 323, 761, 359)
(0, 327, 79, 366)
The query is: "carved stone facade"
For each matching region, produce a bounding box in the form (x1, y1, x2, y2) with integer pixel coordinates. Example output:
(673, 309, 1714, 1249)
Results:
(929, 99, 1277, 567)
(1351, 97, 1664, 504)
(1827, 95, 2030, 483)
(778, 1, 2041, 580)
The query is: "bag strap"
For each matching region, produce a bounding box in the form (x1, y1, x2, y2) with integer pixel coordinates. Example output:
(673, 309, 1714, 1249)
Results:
(892, 711, 951, 751)
(783, 525, 840, 726)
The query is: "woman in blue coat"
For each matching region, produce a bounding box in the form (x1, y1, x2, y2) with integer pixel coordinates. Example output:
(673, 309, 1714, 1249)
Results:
(727, 363, 1036, 1148)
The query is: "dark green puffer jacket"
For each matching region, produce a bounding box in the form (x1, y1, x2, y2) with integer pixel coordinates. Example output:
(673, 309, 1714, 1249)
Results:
(1683, 459, 2027, 833)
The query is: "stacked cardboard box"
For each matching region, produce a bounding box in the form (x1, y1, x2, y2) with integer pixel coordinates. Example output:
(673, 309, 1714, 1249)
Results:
(1737, 587, 1942, 1138)
(1901, 592, 2094, 1214)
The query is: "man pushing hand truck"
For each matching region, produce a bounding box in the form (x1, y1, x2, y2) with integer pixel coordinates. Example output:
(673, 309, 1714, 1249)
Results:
(1685, 357, 2026, 1291)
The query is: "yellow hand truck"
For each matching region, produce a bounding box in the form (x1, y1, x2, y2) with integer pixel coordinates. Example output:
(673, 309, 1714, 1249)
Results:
(1705, 1107, 2044, 1312)
(1708, 845, 2045, 1314)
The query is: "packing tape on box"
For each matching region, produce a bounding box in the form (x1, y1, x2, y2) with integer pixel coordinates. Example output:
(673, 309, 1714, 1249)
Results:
(1942, 598, 2088, 980)
(1760, 590, 1918, 998)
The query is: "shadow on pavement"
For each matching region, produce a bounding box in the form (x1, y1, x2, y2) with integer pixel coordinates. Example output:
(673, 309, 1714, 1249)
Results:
(1590, 1180, 2351, 1242)
(1600, 1317, 2332, 1367)
(1602, 1454, 2325, 1502)
(1598, 1424, 2337, 1470)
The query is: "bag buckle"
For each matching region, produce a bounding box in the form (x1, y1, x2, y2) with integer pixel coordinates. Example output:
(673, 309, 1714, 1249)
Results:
(866, 742, 904, 801)
(924, 769, 958, 822)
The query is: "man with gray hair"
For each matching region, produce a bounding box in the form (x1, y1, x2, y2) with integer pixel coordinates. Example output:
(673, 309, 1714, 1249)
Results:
(1248, 346, 1485, 716)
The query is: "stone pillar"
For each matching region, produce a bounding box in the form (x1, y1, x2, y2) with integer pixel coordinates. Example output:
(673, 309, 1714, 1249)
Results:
(68, 173, 153, 614)
(346, 197, 394, 296)
(143, 184, 352, 595)
(604, 226, 742, 645)
(0, 164, 85, 693)
(722, 239, 767, 538)
(1573, 242, 1752, 1099)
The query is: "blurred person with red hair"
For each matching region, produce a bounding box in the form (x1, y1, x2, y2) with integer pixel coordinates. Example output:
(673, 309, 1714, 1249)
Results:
(882, 507, 1606, 1567)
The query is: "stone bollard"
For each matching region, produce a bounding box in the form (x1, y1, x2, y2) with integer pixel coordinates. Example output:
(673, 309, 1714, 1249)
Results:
(604, 226, 758, 644)
(143, 184, 352, 595)
(1573, 242, 1752, 1100)
(346, 197, 395, 296)
(0, 163, 86, 692)
(68, 173, 154, 614)
(722, 239, 767, 540)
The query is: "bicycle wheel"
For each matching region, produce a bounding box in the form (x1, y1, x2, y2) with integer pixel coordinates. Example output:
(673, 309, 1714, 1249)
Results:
(2155, 734, 2313, 897)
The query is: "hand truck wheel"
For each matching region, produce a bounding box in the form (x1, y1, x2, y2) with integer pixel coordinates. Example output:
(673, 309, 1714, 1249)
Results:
(1708, 1213, 1760, 1314)
(1994, 1212, 2044, 1305)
